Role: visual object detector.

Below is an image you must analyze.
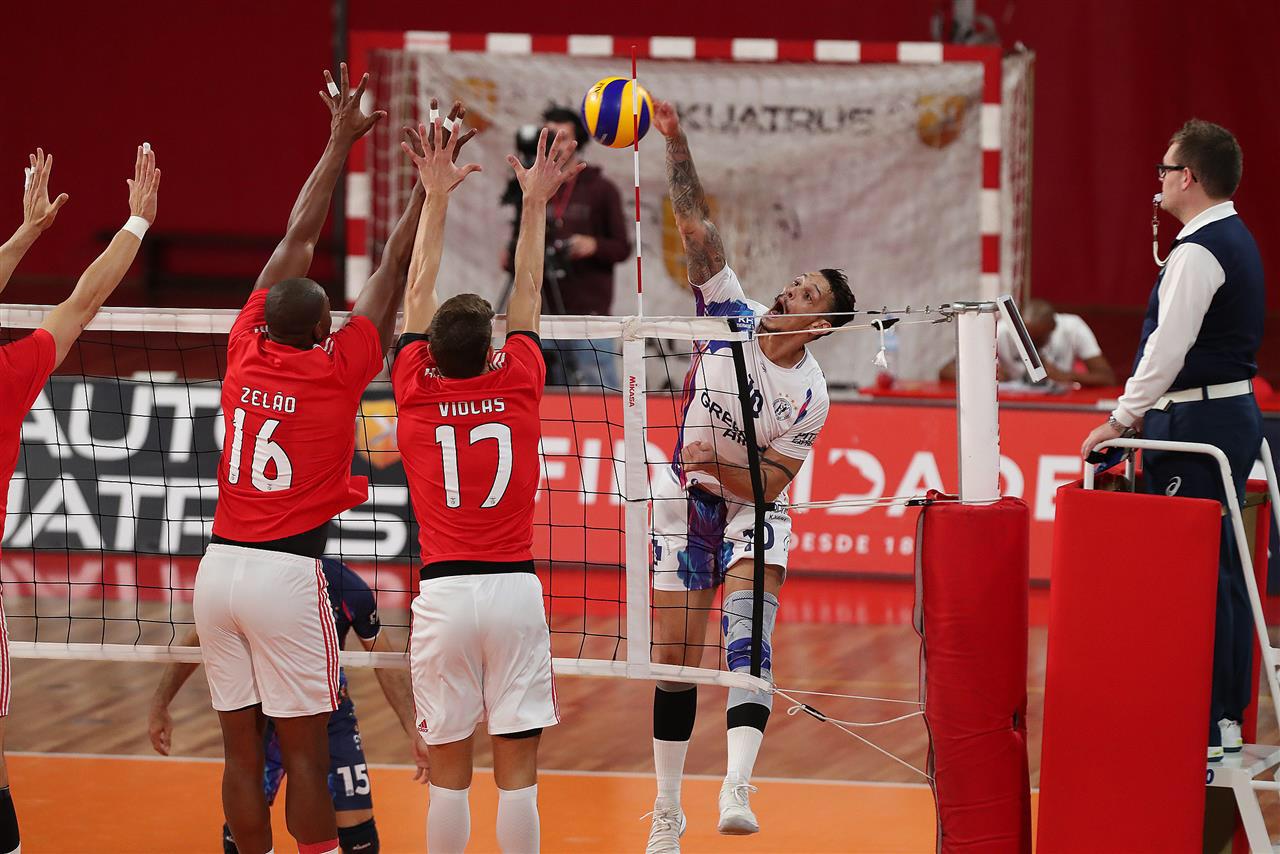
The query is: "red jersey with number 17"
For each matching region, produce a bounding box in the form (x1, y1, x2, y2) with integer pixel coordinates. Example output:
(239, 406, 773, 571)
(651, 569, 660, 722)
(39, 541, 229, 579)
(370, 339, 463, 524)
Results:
(392, 331, 544, 566)
(212, 290, 384, 542)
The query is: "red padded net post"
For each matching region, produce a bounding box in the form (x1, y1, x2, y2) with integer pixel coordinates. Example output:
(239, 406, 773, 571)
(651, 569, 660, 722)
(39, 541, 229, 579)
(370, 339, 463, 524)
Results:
(916, 495, 1032, 853)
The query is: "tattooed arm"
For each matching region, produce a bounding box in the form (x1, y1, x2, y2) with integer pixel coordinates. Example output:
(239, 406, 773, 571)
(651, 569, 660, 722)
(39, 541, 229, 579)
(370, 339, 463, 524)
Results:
(652, 100, 726, 287)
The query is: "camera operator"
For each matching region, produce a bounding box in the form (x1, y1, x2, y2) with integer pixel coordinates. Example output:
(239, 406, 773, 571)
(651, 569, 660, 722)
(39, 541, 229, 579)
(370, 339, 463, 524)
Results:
(503, 106, 630, 387)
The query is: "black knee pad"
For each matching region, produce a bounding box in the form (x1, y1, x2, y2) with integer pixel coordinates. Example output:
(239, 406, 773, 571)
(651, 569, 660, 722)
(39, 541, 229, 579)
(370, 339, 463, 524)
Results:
(0, 788, 18, 854)
(338, 817, 379, 854)
(494, 727, 543, 740)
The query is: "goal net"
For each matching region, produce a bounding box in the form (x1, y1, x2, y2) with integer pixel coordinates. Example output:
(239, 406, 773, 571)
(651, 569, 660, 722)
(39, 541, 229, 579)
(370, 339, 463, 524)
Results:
(357, 37, 1026, 388)
(1, 305, 799, 691)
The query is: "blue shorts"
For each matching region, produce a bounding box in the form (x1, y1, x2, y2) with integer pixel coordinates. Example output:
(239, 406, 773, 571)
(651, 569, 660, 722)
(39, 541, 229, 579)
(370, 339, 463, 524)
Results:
(263, 669, 372, 813)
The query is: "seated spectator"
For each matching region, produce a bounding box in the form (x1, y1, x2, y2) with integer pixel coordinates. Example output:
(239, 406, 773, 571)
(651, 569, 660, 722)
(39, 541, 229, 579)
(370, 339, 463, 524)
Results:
(939, 298, 1116, 386)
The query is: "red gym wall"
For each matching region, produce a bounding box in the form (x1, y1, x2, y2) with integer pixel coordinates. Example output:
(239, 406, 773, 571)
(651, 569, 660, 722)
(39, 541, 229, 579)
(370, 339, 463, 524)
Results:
(6, 1, 1279, 370)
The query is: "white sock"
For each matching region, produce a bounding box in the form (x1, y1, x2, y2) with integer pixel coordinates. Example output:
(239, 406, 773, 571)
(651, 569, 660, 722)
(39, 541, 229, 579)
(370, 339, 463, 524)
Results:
(653, 738, 690, 803)
(726, 725, 764, 784)
(496, 784, 540, 853)
(428, 784, 471, 853)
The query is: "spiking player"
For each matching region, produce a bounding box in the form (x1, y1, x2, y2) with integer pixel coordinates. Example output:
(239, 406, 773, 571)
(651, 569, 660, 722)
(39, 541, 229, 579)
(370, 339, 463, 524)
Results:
(0, 143, 159, 854)
(192, 66, 470, 854)
(644, 100, 857, 851)
(150, 557, 426, 854)
(392, 121, 581, 853)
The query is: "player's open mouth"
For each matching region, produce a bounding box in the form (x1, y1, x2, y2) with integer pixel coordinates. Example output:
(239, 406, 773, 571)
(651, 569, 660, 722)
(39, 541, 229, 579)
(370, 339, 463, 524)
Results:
(768, 296, 785, 315)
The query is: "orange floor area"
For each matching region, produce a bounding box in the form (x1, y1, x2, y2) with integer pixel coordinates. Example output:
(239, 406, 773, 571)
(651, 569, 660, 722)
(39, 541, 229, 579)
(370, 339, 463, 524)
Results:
(10, 752, 947, 853)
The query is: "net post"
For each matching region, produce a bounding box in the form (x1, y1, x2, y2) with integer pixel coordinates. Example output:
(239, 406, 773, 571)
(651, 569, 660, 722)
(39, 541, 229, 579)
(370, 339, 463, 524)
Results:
(954, 303, 1000, 502)
(622, 321, 651, 669)
(728, 331, 767, 679)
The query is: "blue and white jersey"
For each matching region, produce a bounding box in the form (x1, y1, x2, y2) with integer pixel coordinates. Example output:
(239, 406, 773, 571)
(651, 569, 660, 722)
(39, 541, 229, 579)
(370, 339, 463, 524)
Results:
(675, 265, 829, 496)
(321, 557, 380, 648)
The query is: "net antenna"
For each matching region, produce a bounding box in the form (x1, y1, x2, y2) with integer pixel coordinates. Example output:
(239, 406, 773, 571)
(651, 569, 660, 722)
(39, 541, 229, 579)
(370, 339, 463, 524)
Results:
(995, 294, 1046, 383)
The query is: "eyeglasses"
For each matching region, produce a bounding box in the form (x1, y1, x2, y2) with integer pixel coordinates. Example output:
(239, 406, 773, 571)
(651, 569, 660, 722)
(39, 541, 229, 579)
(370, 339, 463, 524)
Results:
(1157, 163, 1190, 179)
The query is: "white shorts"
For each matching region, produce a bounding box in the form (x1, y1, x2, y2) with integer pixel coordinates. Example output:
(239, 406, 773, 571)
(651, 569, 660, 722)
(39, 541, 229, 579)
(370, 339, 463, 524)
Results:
(410, 572, 558, 746)
(193, 544, 340, 718)
(651, 466, 793, 592)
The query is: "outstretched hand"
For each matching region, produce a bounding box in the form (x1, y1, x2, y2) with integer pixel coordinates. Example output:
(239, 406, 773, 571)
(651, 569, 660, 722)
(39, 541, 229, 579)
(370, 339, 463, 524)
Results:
(127, 145, 161, 224)
(321, 62, 386, 145)
(652, 99, 681, 138)
(23, 148, 69, 232)
(507, 127, 586, 204)
(402, 98, 483, 193)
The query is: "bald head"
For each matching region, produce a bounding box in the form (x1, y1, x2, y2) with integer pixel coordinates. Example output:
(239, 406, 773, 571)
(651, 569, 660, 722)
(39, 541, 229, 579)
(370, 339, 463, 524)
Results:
(265, 278, 330, 345)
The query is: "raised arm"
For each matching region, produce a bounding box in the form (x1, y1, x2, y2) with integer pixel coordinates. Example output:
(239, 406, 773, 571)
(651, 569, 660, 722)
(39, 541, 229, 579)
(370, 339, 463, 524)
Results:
(41, 145, 160, 368)
(653, 100, 726, 286)
(0, 149, 70, 294)
(505, 128, 585, 334)
(398, 105, 483, 334)
(253, 63, 385, 292)
(147, 628, 200, 756)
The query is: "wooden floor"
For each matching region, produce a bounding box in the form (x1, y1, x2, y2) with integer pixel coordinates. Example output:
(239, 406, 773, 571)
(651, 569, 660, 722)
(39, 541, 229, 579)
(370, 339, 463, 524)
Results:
(5, 608, 1279, 851)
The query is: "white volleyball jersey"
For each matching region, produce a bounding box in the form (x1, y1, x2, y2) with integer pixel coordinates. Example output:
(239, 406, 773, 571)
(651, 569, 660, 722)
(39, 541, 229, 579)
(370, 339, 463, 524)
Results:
(675, 265, 829, 497)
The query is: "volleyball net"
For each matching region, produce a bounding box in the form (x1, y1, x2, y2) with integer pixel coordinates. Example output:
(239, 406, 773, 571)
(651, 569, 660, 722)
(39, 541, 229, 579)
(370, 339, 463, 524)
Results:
(3, 305, 967, 690)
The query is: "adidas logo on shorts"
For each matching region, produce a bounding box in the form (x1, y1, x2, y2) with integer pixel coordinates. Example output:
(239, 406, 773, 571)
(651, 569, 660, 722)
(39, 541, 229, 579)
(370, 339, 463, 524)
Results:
(417, 718, 430, 733)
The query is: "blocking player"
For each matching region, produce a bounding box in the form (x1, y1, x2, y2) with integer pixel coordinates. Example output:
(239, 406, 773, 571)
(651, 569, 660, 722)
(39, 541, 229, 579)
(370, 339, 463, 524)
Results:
(644, 100, 856, 850)
(392, 121, 581, 853)
(0, 144, 159, 854)
(149, 558, 426, 854)
(192, 66, 465, 854)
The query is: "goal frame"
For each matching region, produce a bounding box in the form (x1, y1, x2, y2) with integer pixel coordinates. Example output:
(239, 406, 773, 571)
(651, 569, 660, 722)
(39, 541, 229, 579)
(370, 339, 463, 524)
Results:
(343, 31, 1005, 304)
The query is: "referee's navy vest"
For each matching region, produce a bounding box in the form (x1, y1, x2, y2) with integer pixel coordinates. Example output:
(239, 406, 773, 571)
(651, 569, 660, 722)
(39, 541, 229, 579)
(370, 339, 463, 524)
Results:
(1133, 213, 1264, 391)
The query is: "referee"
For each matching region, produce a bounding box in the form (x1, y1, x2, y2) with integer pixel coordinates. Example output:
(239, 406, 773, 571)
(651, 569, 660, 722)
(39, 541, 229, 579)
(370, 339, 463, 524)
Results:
(1081, 119, 1264, 763)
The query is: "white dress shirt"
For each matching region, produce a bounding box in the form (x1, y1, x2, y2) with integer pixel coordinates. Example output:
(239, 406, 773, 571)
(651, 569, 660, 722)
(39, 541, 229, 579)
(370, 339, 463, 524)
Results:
(1112, 201, 1237, 427)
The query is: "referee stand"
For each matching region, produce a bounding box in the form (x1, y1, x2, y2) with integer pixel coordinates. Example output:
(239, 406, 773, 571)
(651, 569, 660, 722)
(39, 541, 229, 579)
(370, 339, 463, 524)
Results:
(1037, 438, 1280, 853)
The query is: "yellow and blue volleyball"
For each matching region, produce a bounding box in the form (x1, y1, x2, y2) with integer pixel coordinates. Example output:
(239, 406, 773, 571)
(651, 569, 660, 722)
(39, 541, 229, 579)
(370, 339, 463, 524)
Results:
(581, 77, 654, 149)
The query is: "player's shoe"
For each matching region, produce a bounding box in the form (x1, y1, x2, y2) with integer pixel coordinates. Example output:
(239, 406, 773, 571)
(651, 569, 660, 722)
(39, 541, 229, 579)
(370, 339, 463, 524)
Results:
(717, 778, 760, 835)
(644, 796, 686, 853)
(1208, 744, 1225, 763)
(1219, 718, 1244, 752)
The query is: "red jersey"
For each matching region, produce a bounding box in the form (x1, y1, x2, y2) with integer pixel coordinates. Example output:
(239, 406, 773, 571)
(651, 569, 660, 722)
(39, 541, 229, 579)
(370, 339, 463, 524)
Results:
(0, 330, 56, 558)
(212, 290, 383, 541)
(392, 331, 544, 565)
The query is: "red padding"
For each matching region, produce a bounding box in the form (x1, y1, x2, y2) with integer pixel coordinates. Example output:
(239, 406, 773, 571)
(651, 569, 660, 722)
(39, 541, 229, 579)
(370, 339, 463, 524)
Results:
(918, 496, 1031, 853)
(1037, 485, 1219, 854)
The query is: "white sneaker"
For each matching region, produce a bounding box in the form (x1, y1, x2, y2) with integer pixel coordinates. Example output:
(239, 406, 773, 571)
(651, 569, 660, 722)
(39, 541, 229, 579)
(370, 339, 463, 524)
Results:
(645, 797, 686, 853)
(717, 778, 760, 835)
(1219, 718, 1244, 752)
(1208, 744, 1225, 763)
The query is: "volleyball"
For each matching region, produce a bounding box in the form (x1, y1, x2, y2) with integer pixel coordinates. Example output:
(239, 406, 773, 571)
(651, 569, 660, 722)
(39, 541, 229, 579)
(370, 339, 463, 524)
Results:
(581, 76, 654, 148)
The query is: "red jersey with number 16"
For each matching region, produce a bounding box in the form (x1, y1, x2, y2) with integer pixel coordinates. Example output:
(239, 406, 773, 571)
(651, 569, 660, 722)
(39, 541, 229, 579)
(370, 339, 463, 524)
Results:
(392, 332, 544, 566)
(212, 290, 384, 542)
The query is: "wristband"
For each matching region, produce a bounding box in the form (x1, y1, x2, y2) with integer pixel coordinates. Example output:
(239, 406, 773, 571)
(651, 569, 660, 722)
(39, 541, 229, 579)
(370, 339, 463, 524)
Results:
(122, 216, 150, 240)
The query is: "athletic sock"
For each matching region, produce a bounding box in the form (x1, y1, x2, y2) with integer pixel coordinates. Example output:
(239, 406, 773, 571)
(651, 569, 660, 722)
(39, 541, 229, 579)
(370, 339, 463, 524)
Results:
(653, 684, 697, 804)
(427, 784, 471, 853)
(297, 840, 338, 854)
(496, 784, 540, 853)
(726, 724, 765, 784)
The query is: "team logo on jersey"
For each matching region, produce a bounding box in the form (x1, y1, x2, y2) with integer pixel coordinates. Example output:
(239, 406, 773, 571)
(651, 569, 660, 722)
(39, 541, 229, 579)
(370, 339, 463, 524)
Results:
(773, 396, 795, 422)
(354, 398, 402, 469)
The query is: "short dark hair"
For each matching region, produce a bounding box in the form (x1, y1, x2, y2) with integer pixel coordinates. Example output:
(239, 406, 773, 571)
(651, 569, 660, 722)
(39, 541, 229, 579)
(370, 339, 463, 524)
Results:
(429, 294, 495, 378)
(265, 278, 327, 338)
(1171, 119, 1242, 199)
(819, 268, 856, 328)
(542, 105, 590, 148)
